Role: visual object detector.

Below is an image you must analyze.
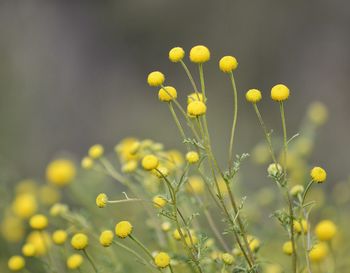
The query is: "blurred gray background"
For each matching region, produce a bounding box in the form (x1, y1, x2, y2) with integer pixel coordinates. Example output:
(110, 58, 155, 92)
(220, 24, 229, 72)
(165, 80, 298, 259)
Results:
(0, 0, 349, 181)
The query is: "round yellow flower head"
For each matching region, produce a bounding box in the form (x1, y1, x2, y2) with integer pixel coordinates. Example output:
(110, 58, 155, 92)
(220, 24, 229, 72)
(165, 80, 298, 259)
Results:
(307, 102, 328, 126)
(293, 219, 308, 234)
(309, 242, 328, 262)
(190, 45, 210, 63)
(12, 193, 38, 219)
(221, 253, 235, 265)
(172, 228, 183, 240)
(154, 252, 170, 268)
(282, 241, 293, 255)
(186, 151, 199, 164)
(187, 92, 204, 104)
(310, 166, 327, 183)
(153, 196, 167, 208)
(219, 56, 238, 73)
(187, 101, 207, 116)
(22, 243, 36, 257)
(158, 86, 177, 102)
(142, 155, 159, 171)
(122, 160, 138, 173)
(290, 185, 304, 196)
(115, 221, 133, 238)
(52, 230, 67, 245)
(29, 214, 48, 230)
(96, 193, 108, 208)
(152, 165, 169, 178)
(186, 176, 205, 194)
(67, 254, 83, 270)
(315, 220, 337, 241)
(39, 185, 61, 206)
(248, 236, 260, 252)
(46, 159, 76, 187)
(161, 222, 171, 232)
(1, 216, 25, 243)
(8, 255, 25, 271)
(147, 71, 165, 87)
(169, 47, 185, 63)
(185, 235, 198, 248)
(71, 233, 88, 250)
(26, 231, 50, 256)
(81, 157, 94, 170)
(50, 203, 68, 216)
(271, 84, 290, 102)
(99, 230, 114, 247)
(246, 89, 262, 103)
(88, 144, 104, 159)
(267, 163, 282, 176)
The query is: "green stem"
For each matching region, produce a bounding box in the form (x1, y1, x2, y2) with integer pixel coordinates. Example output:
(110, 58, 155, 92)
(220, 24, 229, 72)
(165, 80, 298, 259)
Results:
(83, 249, 98, 273)
(168, 102, 189, 150)
(129, 235, 154, 261)
(228, 72, 238, 172)
(180, 60, 199, 93)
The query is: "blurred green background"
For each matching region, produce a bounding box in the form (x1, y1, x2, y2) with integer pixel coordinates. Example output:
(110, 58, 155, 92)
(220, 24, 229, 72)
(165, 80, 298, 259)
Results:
(0, 0, 349, 182)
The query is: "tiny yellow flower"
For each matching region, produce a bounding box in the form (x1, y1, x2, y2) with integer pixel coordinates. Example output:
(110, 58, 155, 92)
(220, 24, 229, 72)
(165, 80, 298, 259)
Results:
(267, 163, 282, 176)
(219, 56, 238, 73)
(185, 235, 198, 247)
(52, 230, 67, 245)
(152, 165, 169, 178)
(154, 252, 170, 268)
(169, 47, 185, 63)
(115, 221, 133, 238)
(309, 242, 328, 262)
(293, 219, 308, 234)
(81, 157, 94, 170)
(67, 254, 83, 269)
(315, 220, 337, 241)
(186, 176, 205, 194)
(8, 255, 25, 271)
(71, 233, 88, 250)
(12, 193, 38, 219)
(50, 203, 68, 216)
(307, 102, 328, 126)
(29, 214, 48, 230)
(88, 144, 104, 159)
(310, 166, 327, 183)
(22, 243, 36, 257)
(290, 185, 304, 196)
(189, 45, 210, 63)
(99, 230, 114, 247)
(26, 231, 50, 256)
(121, 160, 138, 173)
(245, 89, 262, 103)
(187, 92, 204, 104)
(221, 253, 235, 265)
(282, 241, 293, 255)
(248, 236, 260, 252)
(142, 155, 159, 171)
(158, 86, 177, 102)
(46, 159, 76, 187)
(187, 101, 207, 116)
(39, 185, 61, 206)
(147, 71, 165, 87)
(96, 193, 108, 208)
(271, 84, 290, 102)
(172, 228, 183, 240)
(161, 222, 171, 232)
(153, 196, 167, 208)
(186, 151, 199, 164)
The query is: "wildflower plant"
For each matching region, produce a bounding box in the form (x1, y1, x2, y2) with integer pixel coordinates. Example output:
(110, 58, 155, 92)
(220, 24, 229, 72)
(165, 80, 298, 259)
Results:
(1, 44, 344, 273)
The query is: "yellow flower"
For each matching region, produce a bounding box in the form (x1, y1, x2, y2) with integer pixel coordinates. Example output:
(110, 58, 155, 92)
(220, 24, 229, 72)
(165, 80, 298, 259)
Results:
(88, 144, 104, 159)
(315, 220, 337, 241)
(271, 84, 290, 102)
(52, 230, 67, 245)
(153, 196, 167, 208)
(50, 203, 68, 216)
(96, 193, 108, 208)
(290, 185, 304, 196)
(142, 155, 159, 171)
(185, 235, 198, 248)
(267, 163, 282, 176)
(115, 221, 133, 238)
(189, 45, 210, 63)
(1, 216, 24, 242)
(187, 92, 204, 104)
(186, 176, 205, 194)
(152, 165, 169, 178)
(282, 241, 293, 255)
(245, 89, 262, 103)
(219, 56, 238, 73)
(307, 102, 328, 126)
(46, 159, 76, 187)
(161, 222, 171, 232)
(67, 254, 83, 269)
(81, 157, 94, 169)
(186, 151, 199, 164)
(39, 185, 61, 206)
(169, 47, 185, 63)
(147, 71, 165, 87)
(71, 233, 88, 250)
(154, 252, 170, 268)
(12, 194, 38, 219)
(8, 255, 25, 271)
(22, 243, 36, 257)
(29, 214, 48, 230)
(309, 243, 328, 262)
(26, 231, 50, 256)
(248, 236, 260, 252)
(187, 101, 207, 116)
(293, 219, 308, 234)
(310, 166, 327, 183)
(221, 253, 235, 265)
(158, 86, 177, 102)
(99, 230, 114, 247)
(172, 228, 183, 240)
(121, 160, 138, 173)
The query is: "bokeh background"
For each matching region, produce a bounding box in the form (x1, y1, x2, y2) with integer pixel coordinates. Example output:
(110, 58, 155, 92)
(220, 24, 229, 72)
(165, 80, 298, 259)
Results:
(0, 0, 349, 184)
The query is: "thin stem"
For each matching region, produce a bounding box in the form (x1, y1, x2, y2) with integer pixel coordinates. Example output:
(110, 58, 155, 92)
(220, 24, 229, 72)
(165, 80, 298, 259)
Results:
(83, 249, 98, 273)
(280, 102, 288, 177)
(107, 198, 143, 204)
(180, 60, 199, 93)
(302, 181, 314, 205)
(169, 264, 175, 273)
(198, 64, 206, 101)
(168, 102, 189, 150)
(129, 235, 154, 261)
(228, 72, 238, 172)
